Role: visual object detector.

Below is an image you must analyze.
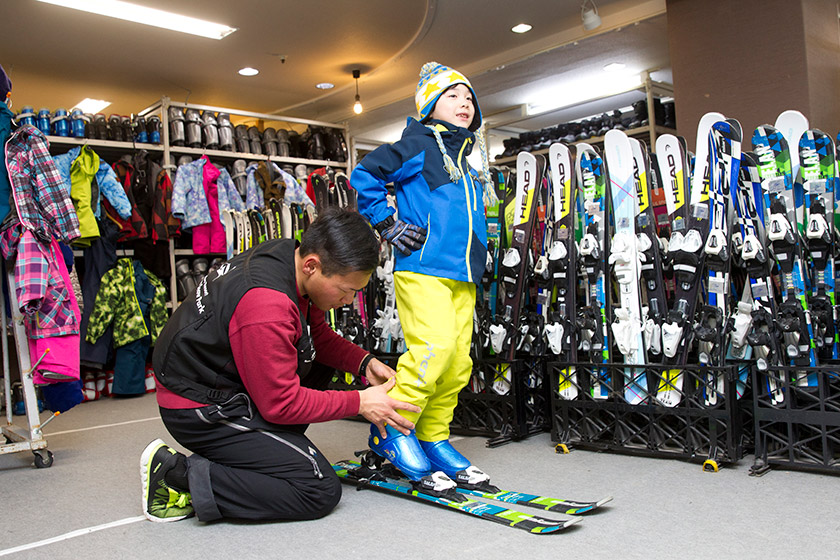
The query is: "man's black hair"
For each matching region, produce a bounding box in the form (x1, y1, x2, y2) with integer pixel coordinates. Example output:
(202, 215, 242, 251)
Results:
(299, 206, 380, 276)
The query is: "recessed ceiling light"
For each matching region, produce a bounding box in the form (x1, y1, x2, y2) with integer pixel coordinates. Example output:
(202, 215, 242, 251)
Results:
(238, 67, 259, 77)
(315, 82, 335, 90)
(36, 0, 237, 40)
(511, 23, 532, 33)
(603, 62, 627, 72)
(72, 98, 111, 113)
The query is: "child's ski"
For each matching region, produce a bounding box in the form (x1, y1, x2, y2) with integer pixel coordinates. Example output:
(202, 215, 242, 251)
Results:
(575, 143, 611, 399)
(655, 133, 707, 407)
(752, 124, 819, 385)
(799, 129, 838, 360)
(604, 130, 647, 404)
(493, 152, 545, 361)
(333, 461, 582, 534)
(628, 138, 667, 364)
(546, 143, 579, 399)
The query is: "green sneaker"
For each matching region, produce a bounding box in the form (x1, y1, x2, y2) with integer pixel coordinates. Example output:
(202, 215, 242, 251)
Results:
(140, 439, 194, 523)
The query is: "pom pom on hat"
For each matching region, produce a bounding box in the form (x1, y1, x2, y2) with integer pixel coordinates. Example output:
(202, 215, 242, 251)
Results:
(415, 61, 482, 131)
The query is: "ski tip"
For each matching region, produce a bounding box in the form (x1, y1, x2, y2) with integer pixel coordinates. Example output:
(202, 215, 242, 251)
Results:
(568, 515, 584, 526)
(596, 495, 614, 507)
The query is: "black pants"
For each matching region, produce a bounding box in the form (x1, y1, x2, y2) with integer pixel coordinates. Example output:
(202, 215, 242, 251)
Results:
(160, 363, 343, 522)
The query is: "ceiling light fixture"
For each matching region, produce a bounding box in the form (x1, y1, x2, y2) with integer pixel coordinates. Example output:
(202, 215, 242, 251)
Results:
(72, 98, 111, 113)
(352, 69, 363, 115)
(511, 23, 532, 34)
(581, 0, 602, 31)
(238, 67, 259, 77)
(36, 0, 237, 40)
(316, 82, 335, 90)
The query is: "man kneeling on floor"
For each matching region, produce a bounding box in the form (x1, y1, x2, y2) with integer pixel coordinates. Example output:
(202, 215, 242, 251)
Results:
(141, 207, 419, 522)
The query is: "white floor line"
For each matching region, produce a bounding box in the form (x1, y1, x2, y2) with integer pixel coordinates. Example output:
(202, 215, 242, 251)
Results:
(0, 516, 146, 557)
(45, 416, 160, 437)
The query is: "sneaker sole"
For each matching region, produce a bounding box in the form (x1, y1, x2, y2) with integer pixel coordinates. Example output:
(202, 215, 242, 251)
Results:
(140, 438, 188, 523)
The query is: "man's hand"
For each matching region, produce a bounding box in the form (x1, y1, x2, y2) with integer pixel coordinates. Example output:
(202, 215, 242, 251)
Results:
(376, 217, 427, 256)
(358, 377, 420, 436)
(364, 357, 396, 386)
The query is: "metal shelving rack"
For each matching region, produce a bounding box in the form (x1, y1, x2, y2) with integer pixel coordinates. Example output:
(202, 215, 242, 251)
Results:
(137, 96, 352, 309)
(1, 267, 54, 468)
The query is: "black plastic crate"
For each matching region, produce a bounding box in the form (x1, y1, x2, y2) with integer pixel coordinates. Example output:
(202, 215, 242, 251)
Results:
(750, 365, 840, 476)
(549, 361, 749, 469)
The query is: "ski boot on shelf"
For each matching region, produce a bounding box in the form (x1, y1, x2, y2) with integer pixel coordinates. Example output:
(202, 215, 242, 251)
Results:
(262, 127, 278, 156)
(419, 439, 499, 492)
(276, 128, 291, 157)
(365, 424, 463, 500)
(36, 107, 51, 135)
(147, 115, 161, 144)
(69, 109, 88, 138)
(15, 106, 36, 128)
(168, 107, 185, 147)
(200, 110, 219, 150)
(217, 113, 233, 151)
(133, 115, 148, 143)
(184, 108, 202, 148)
(247, 126, 263, 155)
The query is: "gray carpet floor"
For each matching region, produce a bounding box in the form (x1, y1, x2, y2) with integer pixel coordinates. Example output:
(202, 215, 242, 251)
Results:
(1, 392, 837, 559)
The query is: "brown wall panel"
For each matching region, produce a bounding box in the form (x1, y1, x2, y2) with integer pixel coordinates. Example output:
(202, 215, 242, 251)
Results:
(666, 0, 808, 151)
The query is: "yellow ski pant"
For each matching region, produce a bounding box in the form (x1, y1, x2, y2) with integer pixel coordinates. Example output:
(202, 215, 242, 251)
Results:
(389, 271, 475, 441)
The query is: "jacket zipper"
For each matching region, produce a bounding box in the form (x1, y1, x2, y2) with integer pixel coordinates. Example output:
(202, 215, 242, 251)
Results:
(456, 137, 474, 283)
(419, 212, 431, 261)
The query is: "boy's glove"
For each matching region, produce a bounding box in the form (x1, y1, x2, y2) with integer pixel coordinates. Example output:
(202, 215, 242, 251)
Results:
(375, 216, 427, 255)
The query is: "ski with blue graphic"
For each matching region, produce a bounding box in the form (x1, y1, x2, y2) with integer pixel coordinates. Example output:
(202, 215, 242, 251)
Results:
(575, 143, 611, 399)
(333, 461, 583, 534)
(752, 125, 819, 387)
(547, 143, 580, 399)
(604, 130, 648, 404)
(775, 110, 810, 237)
(697, 119, 741, 406)
(731, 152, 783, 402)
(799, 129, 838, 361)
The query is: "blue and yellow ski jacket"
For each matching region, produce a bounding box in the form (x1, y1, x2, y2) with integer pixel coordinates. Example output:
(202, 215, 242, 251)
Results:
(351, 117, 488, 285)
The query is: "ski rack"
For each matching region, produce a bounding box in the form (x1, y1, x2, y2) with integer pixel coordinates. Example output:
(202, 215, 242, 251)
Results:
(547, 361, 750, 471)
(750, 364, 840, 476)
(1, 264, 55, 468)
(452, 357, 551, 447)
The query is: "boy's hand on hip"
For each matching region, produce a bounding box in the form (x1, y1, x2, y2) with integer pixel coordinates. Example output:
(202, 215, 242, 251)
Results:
(358, 377, 420, 436)
(376, 217, 427, 256)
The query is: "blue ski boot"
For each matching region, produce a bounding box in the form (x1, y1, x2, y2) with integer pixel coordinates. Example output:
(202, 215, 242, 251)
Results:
(419, 439, 498, 492)
(368, 424, 431, 481)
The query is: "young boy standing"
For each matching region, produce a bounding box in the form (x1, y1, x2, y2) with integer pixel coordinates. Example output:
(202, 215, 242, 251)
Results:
(351, 62, 494, 488)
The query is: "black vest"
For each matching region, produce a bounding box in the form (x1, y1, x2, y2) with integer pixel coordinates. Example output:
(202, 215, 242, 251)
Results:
(152, 239, 314, 404)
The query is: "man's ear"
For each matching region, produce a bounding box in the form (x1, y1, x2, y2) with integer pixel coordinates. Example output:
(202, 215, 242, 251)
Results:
(301, 253, 321, 276)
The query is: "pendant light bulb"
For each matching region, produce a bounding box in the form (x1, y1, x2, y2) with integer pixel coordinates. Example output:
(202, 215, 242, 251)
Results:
(352, 69, 363, 114)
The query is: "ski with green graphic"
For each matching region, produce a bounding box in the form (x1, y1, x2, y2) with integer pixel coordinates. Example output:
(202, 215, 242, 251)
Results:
(752, 124, 819, 387)
(333, 461, 584, 534)
(799, 129, 838, 360)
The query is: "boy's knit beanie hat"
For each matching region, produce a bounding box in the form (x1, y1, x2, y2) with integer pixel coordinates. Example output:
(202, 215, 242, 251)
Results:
(415, 62, 482, 131)
(0, 64, 11, 104)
